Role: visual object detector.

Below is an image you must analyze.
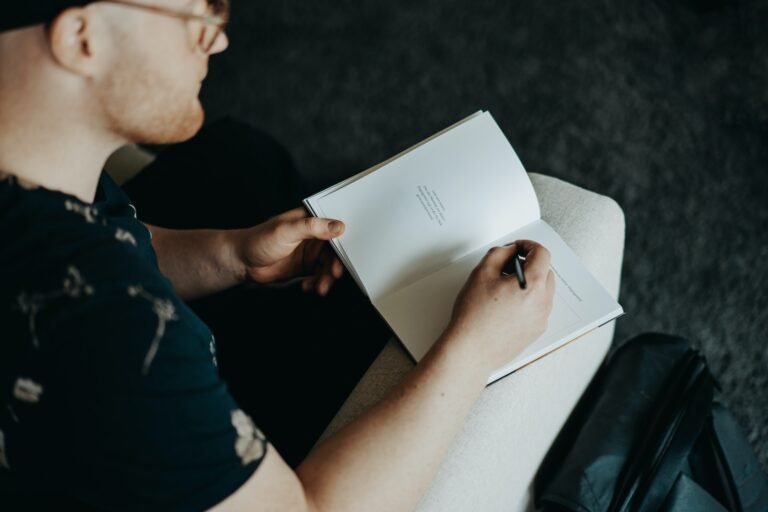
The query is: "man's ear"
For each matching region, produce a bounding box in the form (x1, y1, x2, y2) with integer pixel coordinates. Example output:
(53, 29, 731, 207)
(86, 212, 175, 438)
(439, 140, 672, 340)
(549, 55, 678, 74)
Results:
(47, 7, 101, 77)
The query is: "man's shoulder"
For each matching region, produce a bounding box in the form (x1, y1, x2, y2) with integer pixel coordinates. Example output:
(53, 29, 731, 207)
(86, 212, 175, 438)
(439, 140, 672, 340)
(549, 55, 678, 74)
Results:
(1, 189, 160, 291)
(0, 224, 203, 384)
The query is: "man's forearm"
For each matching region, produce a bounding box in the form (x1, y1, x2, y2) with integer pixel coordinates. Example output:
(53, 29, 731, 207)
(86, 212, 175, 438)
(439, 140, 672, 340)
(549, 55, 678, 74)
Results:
(146, 224, 246, 300)
(296, 330, 491, 512)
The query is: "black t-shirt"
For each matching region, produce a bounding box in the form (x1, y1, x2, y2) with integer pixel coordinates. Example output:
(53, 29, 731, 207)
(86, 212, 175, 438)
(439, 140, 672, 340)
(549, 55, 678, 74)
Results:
(0, 172, 267, 511)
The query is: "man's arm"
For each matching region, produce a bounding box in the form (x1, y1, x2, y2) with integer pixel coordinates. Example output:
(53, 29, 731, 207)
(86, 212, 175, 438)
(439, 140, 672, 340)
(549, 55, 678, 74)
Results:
(210, 241, 555, 512)
(210, 328, 491, 512)
(145, 223, 246, 300)
(144, 211, 345, 301)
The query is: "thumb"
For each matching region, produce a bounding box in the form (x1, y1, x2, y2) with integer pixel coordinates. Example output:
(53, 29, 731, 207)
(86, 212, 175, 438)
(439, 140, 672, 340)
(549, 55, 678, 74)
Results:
(282, 217, 345, 243)
(479, 243, 519, 277)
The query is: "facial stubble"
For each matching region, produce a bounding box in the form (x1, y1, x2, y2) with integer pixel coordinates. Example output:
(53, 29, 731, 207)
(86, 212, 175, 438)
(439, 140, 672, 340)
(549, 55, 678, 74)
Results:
(97, 47, 205, 146)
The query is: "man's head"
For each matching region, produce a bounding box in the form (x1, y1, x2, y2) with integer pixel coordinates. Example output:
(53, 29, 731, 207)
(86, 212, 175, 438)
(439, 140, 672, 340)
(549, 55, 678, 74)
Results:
(0, 0, 229, 145)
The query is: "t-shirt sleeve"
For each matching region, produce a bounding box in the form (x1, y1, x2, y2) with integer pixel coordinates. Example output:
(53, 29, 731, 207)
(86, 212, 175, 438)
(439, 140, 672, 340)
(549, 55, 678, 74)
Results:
(25, 280, 268, 511)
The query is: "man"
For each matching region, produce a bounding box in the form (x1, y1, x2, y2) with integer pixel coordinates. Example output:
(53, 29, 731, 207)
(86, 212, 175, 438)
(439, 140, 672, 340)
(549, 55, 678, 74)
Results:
(0, 1, 554, 510)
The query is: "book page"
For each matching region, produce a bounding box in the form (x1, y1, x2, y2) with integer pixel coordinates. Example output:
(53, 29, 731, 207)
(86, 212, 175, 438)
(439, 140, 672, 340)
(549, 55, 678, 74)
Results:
(308, 111, 485, 199)
(372, 219, 623, 385)
(310, 112, 541, 300)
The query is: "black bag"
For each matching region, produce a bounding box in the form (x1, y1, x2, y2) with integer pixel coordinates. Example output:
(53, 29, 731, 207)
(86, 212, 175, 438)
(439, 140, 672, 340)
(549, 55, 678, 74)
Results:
(534, 332, 768, 512)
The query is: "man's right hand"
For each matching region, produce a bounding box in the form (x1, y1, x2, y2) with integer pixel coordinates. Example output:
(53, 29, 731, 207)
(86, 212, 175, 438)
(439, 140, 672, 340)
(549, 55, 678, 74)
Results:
(444, 240, 555, 376)
(211, 240, 556, 512)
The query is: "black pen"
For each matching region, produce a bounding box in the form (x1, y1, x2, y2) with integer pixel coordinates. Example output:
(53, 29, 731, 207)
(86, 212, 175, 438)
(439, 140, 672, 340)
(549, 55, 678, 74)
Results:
(501, 243, 527, 289)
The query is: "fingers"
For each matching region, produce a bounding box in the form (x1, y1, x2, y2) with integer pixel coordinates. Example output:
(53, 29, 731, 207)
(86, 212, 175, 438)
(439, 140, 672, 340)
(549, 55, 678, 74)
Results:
(315, 255, 341, 295)
(520, 241, 552, 284)
(480, 240, 552, 286)
(302, 256, 345, 296)
(303, 272, 335, 296)
(304, 275, 331, 295)
(279, 216, 345, 244)
(317, 274, 334, 296)
(479, 243, 520, 276)
(301, 276, 316, 292)
(331, 257, 345, 279)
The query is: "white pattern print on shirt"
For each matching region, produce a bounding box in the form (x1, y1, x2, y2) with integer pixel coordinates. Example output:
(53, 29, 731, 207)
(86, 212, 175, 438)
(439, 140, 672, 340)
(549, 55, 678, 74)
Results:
(64, 199, 101, 224)
(16, 266, 94, 348)
(231, 409, 267, 465)
(127, 285, 179, 375)
(65, 198, 140, 247)
(209, 334, 218, 367)
(13, 378, 43, 404)
(115, 228, 138, 247)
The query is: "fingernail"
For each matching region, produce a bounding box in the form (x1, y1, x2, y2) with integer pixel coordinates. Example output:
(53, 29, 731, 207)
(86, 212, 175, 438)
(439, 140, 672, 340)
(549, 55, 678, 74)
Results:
(503, 242, 516, 247)
(328, 221, 342, 233)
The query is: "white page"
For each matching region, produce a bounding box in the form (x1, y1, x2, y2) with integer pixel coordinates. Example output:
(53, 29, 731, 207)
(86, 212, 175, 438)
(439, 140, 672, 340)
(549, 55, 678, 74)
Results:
(373, 219, 623, 385)
(311, 112, 541, 300)
(304, 114, 486, 297)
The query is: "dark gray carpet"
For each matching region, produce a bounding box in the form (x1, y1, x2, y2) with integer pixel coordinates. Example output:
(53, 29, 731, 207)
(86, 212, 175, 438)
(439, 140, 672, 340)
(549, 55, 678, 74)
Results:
(199, 0, 768, 468)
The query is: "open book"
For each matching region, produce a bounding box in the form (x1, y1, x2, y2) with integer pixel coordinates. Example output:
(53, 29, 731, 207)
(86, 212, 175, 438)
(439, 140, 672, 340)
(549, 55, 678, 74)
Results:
(304, 111, 624, 385)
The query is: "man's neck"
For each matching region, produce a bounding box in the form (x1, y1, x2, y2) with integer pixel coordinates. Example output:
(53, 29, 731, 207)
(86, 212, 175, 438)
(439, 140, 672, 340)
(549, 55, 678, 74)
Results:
(0, 117, 124, 203)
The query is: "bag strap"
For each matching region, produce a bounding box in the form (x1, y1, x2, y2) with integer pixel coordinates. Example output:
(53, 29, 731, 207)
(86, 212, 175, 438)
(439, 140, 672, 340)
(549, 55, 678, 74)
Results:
(690, 403, 768, 512)
(608, 349, 714, 511)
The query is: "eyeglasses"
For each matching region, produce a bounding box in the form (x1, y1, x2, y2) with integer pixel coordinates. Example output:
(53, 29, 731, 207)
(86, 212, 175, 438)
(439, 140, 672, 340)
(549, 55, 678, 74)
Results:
(100, 0, 230, 53)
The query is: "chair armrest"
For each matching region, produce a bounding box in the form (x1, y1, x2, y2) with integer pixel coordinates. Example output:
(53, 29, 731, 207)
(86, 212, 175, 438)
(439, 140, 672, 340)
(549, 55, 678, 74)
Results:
(313, 172, 626, 512)
(104, 144, 157, 186)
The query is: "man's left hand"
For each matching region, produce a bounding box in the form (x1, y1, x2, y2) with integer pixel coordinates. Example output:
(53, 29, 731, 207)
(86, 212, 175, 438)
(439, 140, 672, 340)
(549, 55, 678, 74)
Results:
(234, 207, 346, 296)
